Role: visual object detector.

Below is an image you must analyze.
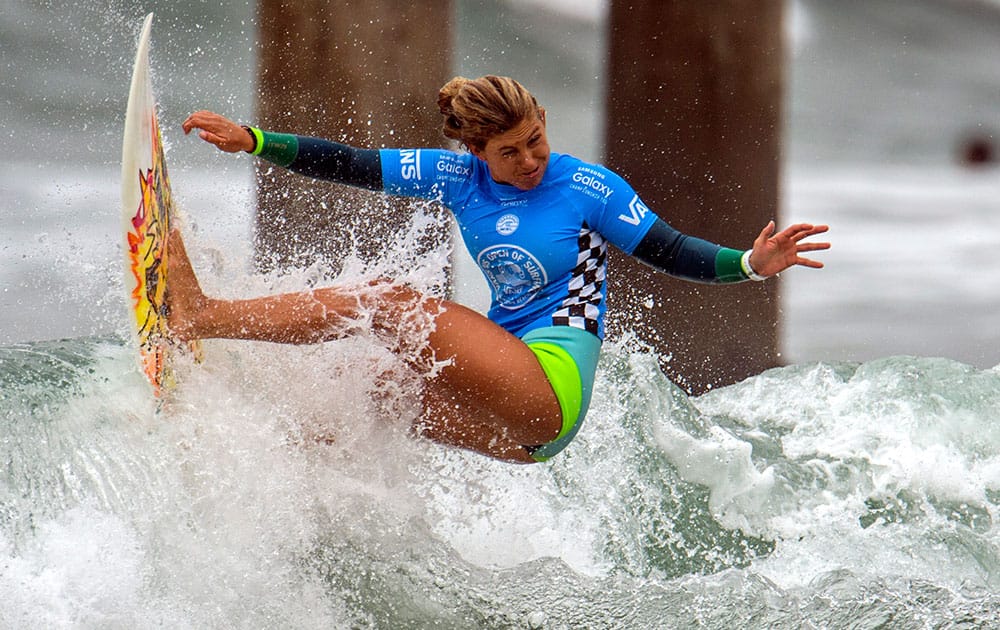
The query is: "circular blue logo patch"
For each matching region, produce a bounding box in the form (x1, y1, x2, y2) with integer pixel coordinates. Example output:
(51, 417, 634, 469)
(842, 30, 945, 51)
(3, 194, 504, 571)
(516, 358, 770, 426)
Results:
(477, 244, 547, 309)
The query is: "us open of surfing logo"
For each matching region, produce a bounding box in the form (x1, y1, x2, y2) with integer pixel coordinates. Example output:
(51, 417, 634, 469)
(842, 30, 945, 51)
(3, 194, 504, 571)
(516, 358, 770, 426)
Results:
(495, 213, 520, 235)
(477, 244, 547, 309)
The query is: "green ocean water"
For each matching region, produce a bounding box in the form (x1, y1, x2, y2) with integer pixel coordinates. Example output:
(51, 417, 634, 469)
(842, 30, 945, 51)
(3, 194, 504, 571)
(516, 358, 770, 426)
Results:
(2, 336, 1000, 628)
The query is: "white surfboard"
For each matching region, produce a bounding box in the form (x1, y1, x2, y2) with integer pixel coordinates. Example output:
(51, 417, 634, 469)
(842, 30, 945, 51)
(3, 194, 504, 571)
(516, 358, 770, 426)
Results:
(121, 13, 173, 396)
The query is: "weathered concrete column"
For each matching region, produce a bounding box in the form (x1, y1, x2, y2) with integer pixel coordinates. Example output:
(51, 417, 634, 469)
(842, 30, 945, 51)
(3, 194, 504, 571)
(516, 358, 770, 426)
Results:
(605, 0, 784, 393)
(255, 0, 452, 271)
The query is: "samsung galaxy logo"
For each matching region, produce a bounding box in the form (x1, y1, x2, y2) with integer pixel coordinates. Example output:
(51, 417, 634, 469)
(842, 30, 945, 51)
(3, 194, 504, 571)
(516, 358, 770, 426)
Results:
(572, 171, 614, 198)
(399, 149, 421, 180)
(436, 159, 471, 177)
(496, 213, 520, 235)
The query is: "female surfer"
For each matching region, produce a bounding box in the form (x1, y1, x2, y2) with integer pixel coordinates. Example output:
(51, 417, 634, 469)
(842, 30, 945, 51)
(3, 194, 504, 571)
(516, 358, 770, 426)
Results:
(174, 75, 830, 463)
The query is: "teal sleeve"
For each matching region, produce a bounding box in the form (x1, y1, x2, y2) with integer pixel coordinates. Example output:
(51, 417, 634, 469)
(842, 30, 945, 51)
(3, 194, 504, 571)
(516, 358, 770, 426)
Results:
(714, 247, 749, 283)
(249, 128, 299, 167)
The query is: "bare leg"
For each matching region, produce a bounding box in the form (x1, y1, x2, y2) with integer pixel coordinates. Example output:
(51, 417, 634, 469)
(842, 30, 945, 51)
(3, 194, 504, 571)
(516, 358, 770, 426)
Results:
(166, 230, 370, 345)
(417, 299, 563, 449)
(166, 230, 562, 458)
(417, 387, 536, 463)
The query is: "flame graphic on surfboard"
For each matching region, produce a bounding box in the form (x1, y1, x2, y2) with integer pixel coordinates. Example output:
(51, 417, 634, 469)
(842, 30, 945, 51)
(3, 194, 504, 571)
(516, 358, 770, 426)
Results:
(127, 111, 172, 396)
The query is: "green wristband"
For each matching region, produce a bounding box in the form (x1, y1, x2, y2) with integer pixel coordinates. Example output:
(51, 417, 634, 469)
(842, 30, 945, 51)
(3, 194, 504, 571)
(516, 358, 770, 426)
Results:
(245, 126, 264, 155)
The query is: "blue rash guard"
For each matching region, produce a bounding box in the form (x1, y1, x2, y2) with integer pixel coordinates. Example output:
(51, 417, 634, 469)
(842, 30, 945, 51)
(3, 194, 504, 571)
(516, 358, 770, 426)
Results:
(247, 129, 754, 459)
(379, 149, 659, 339)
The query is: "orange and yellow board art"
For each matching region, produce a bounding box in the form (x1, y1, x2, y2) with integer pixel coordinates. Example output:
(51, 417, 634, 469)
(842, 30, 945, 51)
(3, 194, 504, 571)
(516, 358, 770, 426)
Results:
(126, 111, 172, 396)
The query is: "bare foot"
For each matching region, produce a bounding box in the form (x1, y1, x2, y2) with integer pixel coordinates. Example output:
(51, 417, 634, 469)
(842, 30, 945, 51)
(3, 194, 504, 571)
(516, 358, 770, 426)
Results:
(165, 229, 207, 341)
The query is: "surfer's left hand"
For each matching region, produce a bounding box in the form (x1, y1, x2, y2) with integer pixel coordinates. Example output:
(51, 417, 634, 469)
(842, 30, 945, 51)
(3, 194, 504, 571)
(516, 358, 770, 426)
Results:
(182, 110, 254, 153)
(746, 222, 830, 277)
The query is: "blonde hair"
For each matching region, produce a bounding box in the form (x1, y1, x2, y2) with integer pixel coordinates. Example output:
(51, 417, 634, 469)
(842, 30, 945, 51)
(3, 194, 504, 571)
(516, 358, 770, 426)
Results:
(437, 75, 541, 151)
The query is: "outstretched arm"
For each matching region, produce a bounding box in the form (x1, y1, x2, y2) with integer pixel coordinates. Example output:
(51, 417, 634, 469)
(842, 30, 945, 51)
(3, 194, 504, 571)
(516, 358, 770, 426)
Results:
(630, 217, 830, 283)
(182, 110, 384, 190)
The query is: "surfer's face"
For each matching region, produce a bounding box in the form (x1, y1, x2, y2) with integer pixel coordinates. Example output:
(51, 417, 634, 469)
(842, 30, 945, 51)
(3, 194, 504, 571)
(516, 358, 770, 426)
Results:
(473, 112, 550, 191)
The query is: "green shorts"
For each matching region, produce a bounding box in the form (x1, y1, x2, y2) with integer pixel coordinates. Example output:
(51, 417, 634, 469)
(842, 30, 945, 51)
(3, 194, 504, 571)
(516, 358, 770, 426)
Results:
(521, 326, 602, 462)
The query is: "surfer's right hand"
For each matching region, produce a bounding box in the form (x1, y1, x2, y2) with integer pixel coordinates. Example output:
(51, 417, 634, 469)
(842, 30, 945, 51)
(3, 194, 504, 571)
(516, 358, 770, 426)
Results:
(182, 110, 255, 153)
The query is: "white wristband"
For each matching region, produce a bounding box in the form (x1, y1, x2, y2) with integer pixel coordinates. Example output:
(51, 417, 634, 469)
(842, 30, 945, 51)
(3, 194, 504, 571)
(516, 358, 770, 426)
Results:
(741, 250, 768, 281)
